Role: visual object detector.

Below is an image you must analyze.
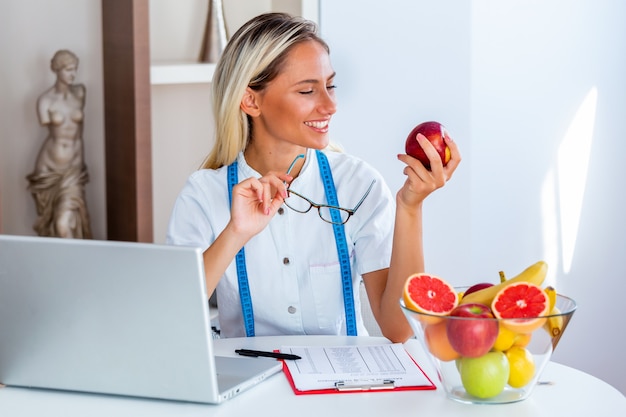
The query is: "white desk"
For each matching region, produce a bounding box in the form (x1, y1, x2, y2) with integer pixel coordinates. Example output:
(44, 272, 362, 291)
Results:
(0, 336, 623, 416)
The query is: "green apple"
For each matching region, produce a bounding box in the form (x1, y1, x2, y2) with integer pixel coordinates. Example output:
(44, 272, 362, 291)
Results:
(460, 352, 510, 399)
(455, 357, 463, 372)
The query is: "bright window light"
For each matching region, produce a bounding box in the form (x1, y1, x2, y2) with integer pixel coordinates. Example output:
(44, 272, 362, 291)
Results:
(543, 87, 597, 275)
(558, 87, 597, 273)
(541, 169, 559, 287)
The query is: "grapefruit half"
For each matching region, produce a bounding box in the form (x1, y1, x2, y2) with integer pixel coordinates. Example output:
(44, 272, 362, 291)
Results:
(403, 273, 458, 322)
(491, 282, 549, 333)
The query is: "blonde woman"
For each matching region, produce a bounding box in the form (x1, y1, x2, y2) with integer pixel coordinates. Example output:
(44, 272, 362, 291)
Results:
(167, 13, 460, 341)
(27, 49, 91, 238)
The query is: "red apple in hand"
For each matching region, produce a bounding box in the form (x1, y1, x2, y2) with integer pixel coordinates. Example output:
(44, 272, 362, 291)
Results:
(405, 121, 451, 170)
(446, 303, 498, 358)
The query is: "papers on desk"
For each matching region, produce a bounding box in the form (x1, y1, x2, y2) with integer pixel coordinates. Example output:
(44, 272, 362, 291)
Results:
(279, 343, 436, 395)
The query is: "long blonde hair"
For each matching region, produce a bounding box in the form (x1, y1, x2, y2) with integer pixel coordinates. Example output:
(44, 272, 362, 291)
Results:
(201, 13, 329, 169)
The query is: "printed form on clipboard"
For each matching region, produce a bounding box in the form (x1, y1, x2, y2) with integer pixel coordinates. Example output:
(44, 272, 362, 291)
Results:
(279, 343, 436, 395)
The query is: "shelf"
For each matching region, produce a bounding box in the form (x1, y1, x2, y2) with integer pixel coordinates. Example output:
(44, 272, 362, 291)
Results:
(150, 61, 216, 85)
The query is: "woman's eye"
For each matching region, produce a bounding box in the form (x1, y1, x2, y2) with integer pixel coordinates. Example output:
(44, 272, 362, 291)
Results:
(299, 85, 336, 95)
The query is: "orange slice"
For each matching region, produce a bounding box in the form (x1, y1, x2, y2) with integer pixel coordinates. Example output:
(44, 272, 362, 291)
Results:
(491, 282, 549, 333)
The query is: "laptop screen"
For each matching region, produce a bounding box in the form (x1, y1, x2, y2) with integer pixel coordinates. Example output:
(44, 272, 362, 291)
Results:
(0, 235, 223, 402)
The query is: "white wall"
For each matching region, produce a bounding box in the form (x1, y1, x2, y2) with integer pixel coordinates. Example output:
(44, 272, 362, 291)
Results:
(321, 0, 626, 394)
(470, 0, 626, 395)
(319, 0, 473, 280)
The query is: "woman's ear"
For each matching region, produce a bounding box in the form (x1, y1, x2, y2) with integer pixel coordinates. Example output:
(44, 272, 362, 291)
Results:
(240, 87, 261, 117)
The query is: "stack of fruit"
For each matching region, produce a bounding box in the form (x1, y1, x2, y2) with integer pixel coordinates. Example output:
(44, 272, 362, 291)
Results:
(401, 261, 576, 403)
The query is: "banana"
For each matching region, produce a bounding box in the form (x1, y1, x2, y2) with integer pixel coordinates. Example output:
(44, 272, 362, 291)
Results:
(542, 286, 563, 337)
(459, 261, 548, 306)
(544, 286, 557, 311)
(544, 306, 564, 337)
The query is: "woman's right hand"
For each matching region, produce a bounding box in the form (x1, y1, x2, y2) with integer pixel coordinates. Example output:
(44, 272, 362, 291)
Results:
(227, 173, 292, 240)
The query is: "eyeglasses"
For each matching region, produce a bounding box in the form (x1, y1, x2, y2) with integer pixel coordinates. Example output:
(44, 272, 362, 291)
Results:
(285, 180, 375, 225)
(283, 154, 375, 225)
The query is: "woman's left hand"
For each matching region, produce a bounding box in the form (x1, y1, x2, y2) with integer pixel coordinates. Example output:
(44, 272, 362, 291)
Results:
(396, 133, 461, 209)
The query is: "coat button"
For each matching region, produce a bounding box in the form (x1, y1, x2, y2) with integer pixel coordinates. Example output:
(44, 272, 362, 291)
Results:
(278, 207, 284, 215)
(287, 306, 297, 314)
(283, 257, 290, 265)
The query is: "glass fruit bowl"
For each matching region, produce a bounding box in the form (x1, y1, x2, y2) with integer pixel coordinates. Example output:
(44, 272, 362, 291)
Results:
(400, 288, 577, 404)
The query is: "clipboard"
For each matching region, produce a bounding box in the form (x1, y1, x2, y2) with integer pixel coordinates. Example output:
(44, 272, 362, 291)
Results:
(278, 344, 437, 395)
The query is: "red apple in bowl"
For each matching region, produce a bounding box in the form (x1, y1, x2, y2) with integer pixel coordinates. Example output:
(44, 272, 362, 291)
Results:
(463, 283, 494, 297)
(405, 121, 451, 170)
(446, 303, 499, 358)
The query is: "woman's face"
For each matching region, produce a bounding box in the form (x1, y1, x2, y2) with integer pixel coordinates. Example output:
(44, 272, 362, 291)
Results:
(57, 63, 77, 85)
(248, 40, 337, 150)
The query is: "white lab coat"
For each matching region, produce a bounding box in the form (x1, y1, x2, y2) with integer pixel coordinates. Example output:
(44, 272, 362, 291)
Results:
(167, 148, 395, 338)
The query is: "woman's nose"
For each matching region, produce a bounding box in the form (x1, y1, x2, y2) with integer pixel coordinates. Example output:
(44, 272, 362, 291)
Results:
(319, 90, 337, 116)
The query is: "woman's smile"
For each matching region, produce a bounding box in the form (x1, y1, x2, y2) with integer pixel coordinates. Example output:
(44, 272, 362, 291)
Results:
(304, 118, 330, 133)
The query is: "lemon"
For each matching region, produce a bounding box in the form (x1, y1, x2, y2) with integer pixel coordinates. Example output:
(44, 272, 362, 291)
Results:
(505, 346, 535, 388)
(513, 333, 532, 347)
(492, 324, 516, 351)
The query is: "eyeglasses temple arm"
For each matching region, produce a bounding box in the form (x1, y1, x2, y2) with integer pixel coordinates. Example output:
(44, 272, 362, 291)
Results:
(351, 179, 376, 212)
(286, 154, 305, 176)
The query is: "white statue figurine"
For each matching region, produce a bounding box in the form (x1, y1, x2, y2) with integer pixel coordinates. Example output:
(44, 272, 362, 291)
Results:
(27, 49, 92, 238)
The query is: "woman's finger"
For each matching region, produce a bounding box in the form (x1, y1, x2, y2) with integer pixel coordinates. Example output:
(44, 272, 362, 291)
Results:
(442, 134, 462, 176)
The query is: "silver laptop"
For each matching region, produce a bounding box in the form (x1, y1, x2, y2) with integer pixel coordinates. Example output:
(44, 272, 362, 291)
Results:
(0, 234, 281, 404)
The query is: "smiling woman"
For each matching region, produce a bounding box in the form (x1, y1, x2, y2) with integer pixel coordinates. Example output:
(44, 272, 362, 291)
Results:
(165, 12, 461, 341)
